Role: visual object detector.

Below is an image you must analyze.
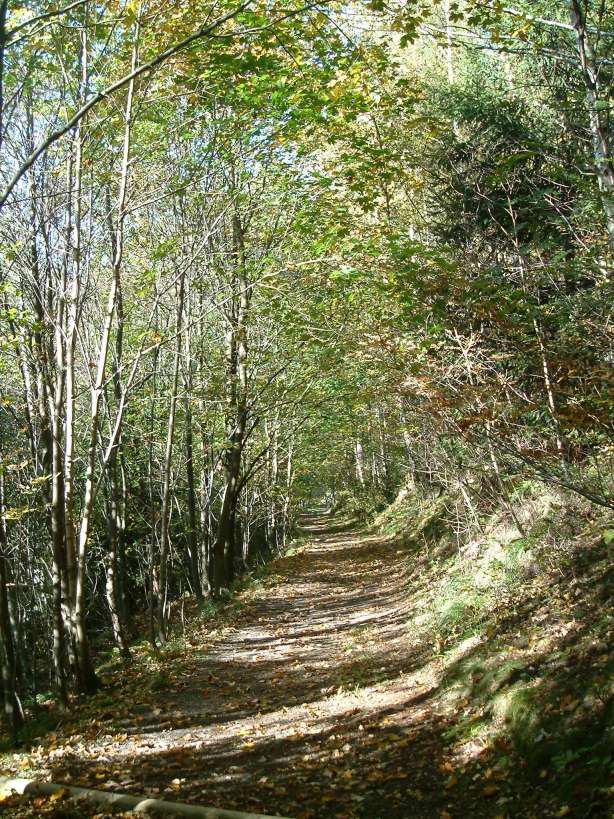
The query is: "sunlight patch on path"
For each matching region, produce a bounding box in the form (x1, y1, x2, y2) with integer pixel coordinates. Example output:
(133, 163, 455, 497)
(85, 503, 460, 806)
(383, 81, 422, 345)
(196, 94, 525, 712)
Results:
(34, 517, 450, 819)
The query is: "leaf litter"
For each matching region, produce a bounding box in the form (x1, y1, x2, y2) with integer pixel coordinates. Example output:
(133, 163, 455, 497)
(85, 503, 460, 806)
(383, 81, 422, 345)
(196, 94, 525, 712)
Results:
(2, 515, 612, 818)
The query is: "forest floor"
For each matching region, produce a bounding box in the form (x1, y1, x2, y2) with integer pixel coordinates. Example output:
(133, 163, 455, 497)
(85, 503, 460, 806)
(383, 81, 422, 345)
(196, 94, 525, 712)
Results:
(1, 513, 612, 818)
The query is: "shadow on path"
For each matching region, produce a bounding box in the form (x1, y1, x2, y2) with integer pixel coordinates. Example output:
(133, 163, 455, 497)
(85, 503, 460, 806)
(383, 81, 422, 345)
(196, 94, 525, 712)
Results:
(42, 518, 456, 818)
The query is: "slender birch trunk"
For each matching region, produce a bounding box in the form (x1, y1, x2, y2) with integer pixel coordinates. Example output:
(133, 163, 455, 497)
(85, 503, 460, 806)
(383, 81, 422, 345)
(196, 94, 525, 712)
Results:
(63, 21, 88, 629)
(70, 4, 140, 689)
(156, 266, 186, 640)
(182, 279, 203, 601)
(354, 439, 366, 488)
(102, 9, 140, 658)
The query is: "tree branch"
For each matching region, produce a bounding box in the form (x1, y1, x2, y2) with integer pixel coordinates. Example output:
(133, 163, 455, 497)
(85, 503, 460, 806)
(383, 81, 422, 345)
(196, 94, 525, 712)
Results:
(6, 0, 88, 41)
(0, 1, 254, 209)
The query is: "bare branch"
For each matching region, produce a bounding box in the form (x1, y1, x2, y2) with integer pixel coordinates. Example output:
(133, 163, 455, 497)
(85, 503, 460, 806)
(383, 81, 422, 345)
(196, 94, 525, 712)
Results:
(0, 1, 254, 209)
(6, 0, 88, 41)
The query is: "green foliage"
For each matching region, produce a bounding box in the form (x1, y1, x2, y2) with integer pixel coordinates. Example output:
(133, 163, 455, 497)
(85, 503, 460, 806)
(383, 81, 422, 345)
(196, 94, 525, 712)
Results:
(434, 572, 488, 641)
(1, 0, 613, 760)
(602, 529, 614, 546)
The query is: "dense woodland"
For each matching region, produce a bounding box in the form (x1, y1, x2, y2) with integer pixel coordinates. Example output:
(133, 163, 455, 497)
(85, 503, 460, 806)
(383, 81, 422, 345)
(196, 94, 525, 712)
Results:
(0, 0, 612, 805)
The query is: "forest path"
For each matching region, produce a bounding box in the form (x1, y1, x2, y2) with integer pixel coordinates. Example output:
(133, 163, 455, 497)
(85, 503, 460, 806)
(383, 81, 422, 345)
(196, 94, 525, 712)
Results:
(35, 517, 453, 818)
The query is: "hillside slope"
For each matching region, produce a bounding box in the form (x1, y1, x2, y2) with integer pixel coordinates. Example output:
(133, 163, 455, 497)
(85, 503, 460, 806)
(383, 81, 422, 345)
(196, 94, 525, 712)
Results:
(1, 501, 612, 818)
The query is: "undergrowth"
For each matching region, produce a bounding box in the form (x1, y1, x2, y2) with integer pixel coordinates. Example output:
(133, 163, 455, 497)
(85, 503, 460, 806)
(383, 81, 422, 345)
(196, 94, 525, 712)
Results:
(380, 480, 614, 815)
(0, 529, 305, 758)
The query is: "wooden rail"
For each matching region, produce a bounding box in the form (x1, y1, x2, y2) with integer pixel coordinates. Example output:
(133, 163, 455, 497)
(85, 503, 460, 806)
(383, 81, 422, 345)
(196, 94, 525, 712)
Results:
(0, 777, 292, 818)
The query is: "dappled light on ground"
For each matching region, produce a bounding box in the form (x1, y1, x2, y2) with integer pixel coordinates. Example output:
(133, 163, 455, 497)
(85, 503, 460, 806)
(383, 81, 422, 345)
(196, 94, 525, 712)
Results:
(5, 515, 612, 818)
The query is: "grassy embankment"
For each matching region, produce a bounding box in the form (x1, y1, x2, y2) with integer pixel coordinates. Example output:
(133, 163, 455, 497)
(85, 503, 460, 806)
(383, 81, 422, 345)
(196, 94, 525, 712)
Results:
(373, 479, 613, 814)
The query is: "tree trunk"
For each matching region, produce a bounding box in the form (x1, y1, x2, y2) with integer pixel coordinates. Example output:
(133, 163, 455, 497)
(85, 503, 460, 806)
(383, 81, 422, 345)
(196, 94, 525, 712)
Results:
(184, 402, 203, 601)
(569, 0, 614, 256)
(200, 435, 214, 596)
(106, 454, 131, 658)
(0, 458, 23, 741)
(282, 436, 295, 546)
(213, 211, 250, 595)
(156, 266, 186, 640)
(354, 439, 366, 488)
(182, 285, 203, 601)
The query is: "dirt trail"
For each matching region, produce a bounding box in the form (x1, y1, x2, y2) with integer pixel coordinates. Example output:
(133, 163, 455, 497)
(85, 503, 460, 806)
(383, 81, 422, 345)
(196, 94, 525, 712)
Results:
(39, 517, 453, 819)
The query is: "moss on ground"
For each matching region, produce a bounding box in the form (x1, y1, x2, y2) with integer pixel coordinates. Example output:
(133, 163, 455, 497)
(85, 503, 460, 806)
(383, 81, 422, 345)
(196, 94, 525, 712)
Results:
(380, 482, 614, 814)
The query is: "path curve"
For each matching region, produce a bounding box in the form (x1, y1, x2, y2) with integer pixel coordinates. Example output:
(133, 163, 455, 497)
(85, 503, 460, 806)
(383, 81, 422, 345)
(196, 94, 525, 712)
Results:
(42, 517, 450, 819)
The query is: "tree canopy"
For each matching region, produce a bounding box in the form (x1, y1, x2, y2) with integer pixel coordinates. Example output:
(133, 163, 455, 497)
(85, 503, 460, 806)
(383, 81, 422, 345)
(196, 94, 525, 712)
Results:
(0, 0, 612, 758)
